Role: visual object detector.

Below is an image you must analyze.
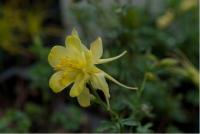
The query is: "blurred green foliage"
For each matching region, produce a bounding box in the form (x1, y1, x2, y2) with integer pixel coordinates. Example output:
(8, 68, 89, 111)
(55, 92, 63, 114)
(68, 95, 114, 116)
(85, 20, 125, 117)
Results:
(51, 105, 84, 132)
(0, 0, 198, 133)
(0, 109, 31, 132)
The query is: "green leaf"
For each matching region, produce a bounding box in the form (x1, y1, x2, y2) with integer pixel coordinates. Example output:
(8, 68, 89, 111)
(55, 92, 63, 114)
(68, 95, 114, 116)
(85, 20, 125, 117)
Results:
(121, 118, 138, 126)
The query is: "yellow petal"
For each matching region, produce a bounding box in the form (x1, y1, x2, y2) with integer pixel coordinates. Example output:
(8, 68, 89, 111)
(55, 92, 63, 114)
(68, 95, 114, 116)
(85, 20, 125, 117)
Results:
(96, 51, 127, 64)
(65, 35, 83, 53)
(91, 73, 110, 110)
(104, 71, 138, 90)
(77, 87, 91, 107)
(48, 46, 68, 67)
(70, 74, 87, 97)
(65, 35, 88, 62)
(49, 71, 75, 93)
(69, 29, 90, 54)
(90, 37, 103, 61)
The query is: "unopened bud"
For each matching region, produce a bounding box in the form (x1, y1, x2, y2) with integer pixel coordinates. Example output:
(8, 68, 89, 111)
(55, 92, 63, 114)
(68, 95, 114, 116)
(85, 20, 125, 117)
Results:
(159, 58, 178, 67)
(184, 64, 199, 87)
(146, 72, 156, 81)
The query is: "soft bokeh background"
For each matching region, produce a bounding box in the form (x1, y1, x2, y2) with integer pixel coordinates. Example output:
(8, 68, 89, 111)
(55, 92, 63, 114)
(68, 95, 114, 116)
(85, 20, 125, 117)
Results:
(0, 0, 199, 133)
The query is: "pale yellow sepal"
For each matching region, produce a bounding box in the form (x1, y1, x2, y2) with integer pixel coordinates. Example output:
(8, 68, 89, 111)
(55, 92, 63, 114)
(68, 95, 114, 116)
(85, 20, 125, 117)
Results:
(72, 28, 79, 37)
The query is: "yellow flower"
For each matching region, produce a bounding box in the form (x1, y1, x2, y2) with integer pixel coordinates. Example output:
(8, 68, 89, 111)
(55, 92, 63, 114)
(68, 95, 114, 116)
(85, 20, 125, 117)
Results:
(48, 29, 137, 108)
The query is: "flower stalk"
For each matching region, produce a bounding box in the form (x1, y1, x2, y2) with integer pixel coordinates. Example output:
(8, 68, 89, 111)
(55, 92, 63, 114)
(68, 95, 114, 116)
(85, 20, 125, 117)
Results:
(91, 86, 123, 132)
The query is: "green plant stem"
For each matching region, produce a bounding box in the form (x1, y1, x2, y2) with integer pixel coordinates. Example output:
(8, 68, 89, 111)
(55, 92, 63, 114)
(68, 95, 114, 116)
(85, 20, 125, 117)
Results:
(91, 88, 123, 133)
(138, 73, 147, 98)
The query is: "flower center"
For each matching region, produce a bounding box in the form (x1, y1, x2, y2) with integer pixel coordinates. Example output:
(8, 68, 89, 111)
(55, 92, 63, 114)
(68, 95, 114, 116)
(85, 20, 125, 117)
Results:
(55, 56, 99, 75)
(55, 57, 85, 71)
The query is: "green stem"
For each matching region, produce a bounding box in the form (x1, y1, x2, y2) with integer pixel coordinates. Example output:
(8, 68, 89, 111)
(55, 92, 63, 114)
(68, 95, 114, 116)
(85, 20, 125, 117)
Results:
(138, 73, 147, 98)
(92, 88, 123, 133)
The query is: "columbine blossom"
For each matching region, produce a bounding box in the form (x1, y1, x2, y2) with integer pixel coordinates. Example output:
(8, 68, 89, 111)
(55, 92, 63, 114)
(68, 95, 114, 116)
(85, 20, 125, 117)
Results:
(48, 29, 137, 108)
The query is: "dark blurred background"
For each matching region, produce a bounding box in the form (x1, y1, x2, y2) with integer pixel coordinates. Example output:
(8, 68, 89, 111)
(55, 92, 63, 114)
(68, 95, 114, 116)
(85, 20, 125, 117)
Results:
(0, 0, 199, 133)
